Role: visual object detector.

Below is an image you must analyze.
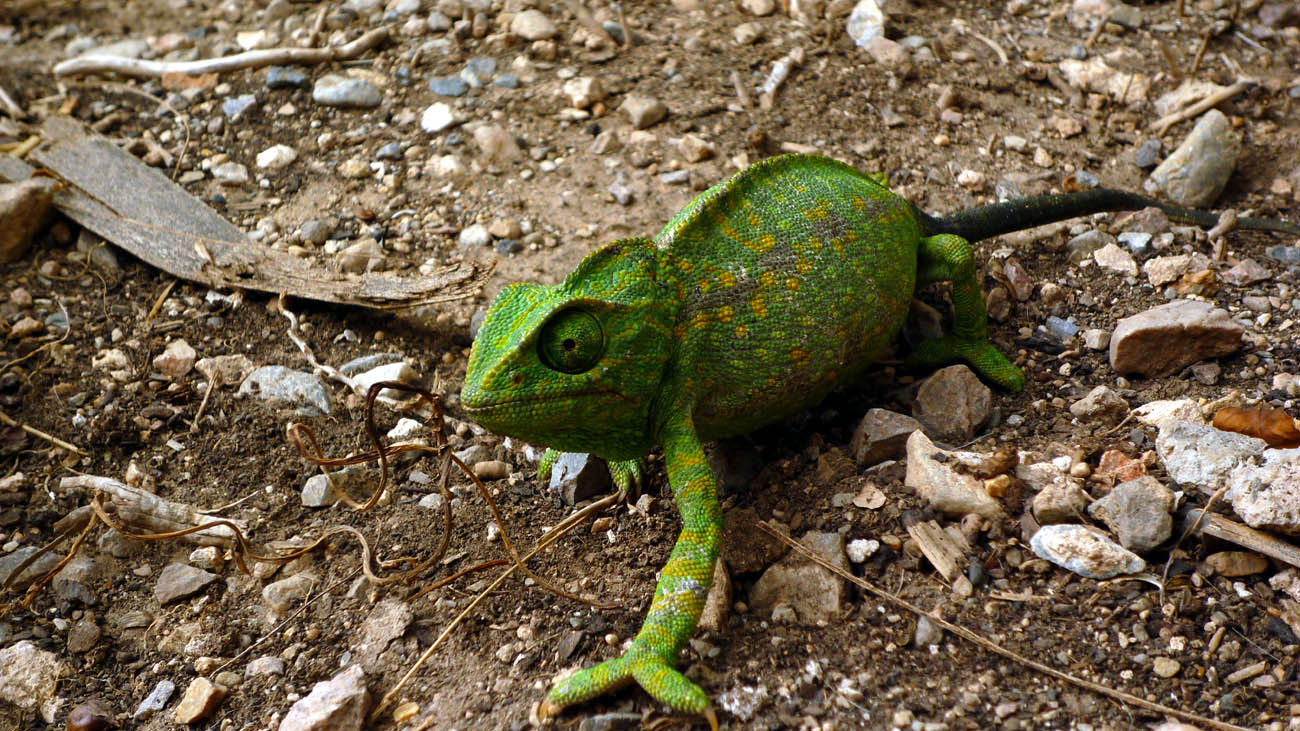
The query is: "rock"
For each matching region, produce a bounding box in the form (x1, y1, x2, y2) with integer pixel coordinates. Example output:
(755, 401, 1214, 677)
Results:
(66, 617, 101, 653)
(1143, 254, 1206, 288)
(301, 465, 368, 508)
(1094, 243, 1137, 276)
(247, 655, 286, 677)
(1225, 446, 1300, 535)
(1109, 300, 1241, 377)
(153, 338, 197, 380)
(1270, 568, 1300, 602)
(904, 430, 1004, 518)
(0, 641, 65, 723)
(1093, 449, 1146, 485)
(1031, 481, 1090, 524)
(733, 21, 765, 45)
(1156, 419, 1263, 490)
(266, 66, 310, 89)
(742, 0, 776, 14)
(678, 134, 714, 163)
(1082, 329, 1110, 351)
(238, 365, 333, 417)
(913, 615, 943, 646)
(1133, 399, 1201, 428)
(154, 563, 218, 604)
(1203, 550, 1270, 577)
(1058, 52, 1149, 105)
(1134, 139, 1162, 168)
(911, 365, 993, 443)
(510, 9, 557, 40)
(563, 77, 605, 109)
(420, 102, 459, 133)
(1145, 110, 1240, 207)
(221, 94, 257, 121)
(354, 362, 419, 400)
(622, 94, 668, 130)
(354, 599, 412, 669)
(312, 74, 382, 108)
(1152, 657, 1181, 678)
(1066, 229, 1115, 263)
(1087, 476, 1174, 552)
(133, 679, 175, 720)
(473, 124, 522, 162)
(707, 439, 765, 493)
(1069, 385, 1128, 423)
(174, 676, 227, 724)
(548, 453, 612, 505)
(262, 572, 316, 613)
(212, 161, 249, 185)
(1029, 524, 1145, 579)
(458, 223, 492, 247)
(278, 665, 370, 731)
(846, 0, 886, 46)
(0, 179, 58, 264)
(722, 507, 787, 574)
(865, 36, 907, 67)
(196, 354, 255, 387)
(0, 546, 61, 589)
(749, 531, 847, 624)
(849, 408, 920, 465)
(846, 538, 880, 562)
(256, 144, 298, 169)
(697, 560, 731, 633)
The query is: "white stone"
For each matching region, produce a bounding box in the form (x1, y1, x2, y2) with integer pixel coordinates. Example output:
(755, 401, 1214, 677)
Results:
(420, 102, 459, 133)
(256, 144, 297, 169)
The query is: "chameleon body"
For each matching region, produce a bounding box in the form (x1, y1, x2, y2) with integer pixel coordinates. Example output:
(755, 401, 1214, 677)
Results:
(460, 154, 1297, 726)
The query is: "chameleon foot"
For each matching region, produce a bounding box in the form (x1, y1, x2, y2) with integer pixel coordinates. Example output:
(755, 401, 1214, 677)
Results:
(538, 449, 643, 497)
(906, 335, 1026, 391)
(543, 649, 717, 729)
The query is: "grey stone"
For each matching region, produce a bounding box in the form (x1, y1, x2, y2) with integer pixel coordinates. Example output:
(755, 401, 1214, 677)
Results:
(266, 66, 310, 89)
(66, 617, 101, 653)
(621, 94, 668, 130)
(1066, 229, 1116, 263)
(1226, 446, 1300, 535)
(510, 9, 557, 40)
(1029, 524, 1145, 579)
(238, 365, 333, 417)
(1087, 476, 1174, 552)
(1032, 480, 1090, 524)
(312, 75, 382, 108)
(548, 453, 613, 505)
(278, 665, 370, 731)
(222, 94, 258, 120)
(246, 655, 286, 677)
(133, 679, 176, 720)
(1134, 139, 1161, 168)
(912, 365, 993, 443)
(354, 599, 412, 669)
(1069, 385, 1128, 423)
(849, 408, 921, 465)
(0, 546, 61, 589)
(1145, 109, 1240, 207)
(749, 531, 848, 624)
(904, 430, 1004, 518)
(154, 562, 218, 604)
(1109, 300, 1241, 377)
(262, 572, 317, 613)
(0, 641, 64, 724)
(428, 76, 467, 96)
(1156, 419, 1264, 491)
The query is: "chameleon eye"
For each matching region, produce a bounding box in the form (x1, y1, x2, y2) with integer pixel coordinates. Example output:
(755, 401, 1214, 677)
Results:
(537, 308, 604, 374)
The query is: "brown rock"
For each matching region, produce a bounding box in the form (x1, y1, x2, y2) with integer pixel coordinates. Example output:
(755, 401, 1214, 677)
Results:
(1109, 300, 1241, 377)
(174, 677, 227, 724)
(1203, 550, 1270, 577)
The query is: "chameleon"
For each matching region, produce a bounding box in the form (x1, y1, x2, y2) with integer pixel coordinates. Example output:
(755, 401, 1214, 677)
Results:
(459, 153, 1298, 727)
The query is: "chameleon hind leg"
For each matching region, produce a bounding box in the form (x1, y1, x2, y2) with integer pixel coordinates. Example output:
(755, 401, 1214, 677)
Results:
(538, 449, 643, 497)
(905, 233, 1027, 391)
(540, 418, 720, 730)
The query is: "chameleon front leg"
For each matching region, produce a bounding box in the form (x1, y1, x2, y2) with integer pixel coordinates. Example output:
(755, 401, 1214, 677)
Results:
(906, 232, 1027, 391)
(540, 417, 721, 729)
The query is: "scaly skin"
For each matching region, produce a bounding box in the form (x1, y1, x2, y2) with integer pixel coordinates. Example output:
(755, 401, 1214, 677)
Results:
(460, 153, 1297, 724)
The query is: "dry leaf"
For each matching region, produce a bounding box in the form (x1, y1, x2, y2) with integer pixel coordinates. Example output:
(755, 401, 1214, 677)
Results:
(1212, 406, 1300, 448)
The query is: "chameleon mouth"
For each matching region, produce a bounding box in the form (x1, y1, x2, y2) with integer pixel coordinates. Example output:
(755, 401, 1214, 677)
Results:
(460, 387, 623, 416)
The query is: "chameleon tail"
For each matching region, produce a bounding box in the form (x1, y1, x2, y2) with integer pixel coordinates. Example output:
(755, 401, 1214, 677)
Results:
(918, 189, 1300, 242)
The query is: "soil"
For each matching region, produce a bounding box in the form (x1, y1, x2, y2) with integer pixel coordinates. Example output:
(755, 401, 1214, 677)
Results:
(2, 1, 1299, 730)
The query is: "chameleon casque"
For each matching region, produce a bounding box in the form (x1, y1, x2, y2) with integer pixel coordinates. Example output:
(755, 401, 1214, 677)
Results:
(460, 153, 1298, 727)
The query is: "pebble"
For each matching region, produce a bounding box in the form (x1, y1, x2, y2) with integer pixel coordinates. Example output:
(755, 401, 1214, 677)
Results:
(262, 572, 316, 613)
(608, 182, 634, 205)
(495, 239, 523, 255)
(622, 94, 668, 130)
(1221, 258, 1270, 286)
(911, 365, 992, 443)
(1118, 230, 1152, 256)
(1069, 385, 1128, 423)
(221, 93, 257, 120)
(375, 141, 402, 160)
(1094, 243, 1137, 276)
(1146, 110, 1240, 207)
(246, 655, 286, 677)
(678, 134, 714, 163)
(563, 77, 605, 109)
(493, 74, 520, 89)
(133, 679, 176, 720)
(1065, 229, 1115, 263)
(511, 10, 558, 40)
(846, 0, 886, 46)
(1029, 524, 1145, 579)
(1155, 420, 1263, 490)
(266, 66, 309, 89)
(1152, 657, 1181, 678)
(312, 74, 382, 108)
(846, 538, 880, 563)
(1087, 476, 1174, 552)
(256, 143, 297, 169)
(354, 599, 412, 668)
(421, 102, 459, 133)
(473, 459, 510, 480)
(742, 0, 776, 14)
(1134, 139, 1162, 169)
(153, 562, 218, 604)
(301, 465, 367, 508)
(865, 36, 908, 68)
(1203, 550, 1270, 577)
(212, 161, 249, 185)
(913, 615, 943, 646)
(195, 353, 255, 387)
(1109, 300, 1241, 377)
(7, 316, 43, 340)
(428, 76, 467, 96)
(473, 124, 522, 162)
(1223, 446, 1300, 534)
(238, 365, 334, 417)
(733, 22, 765, 45)
(1031, 478, 1090, 524)
(451, 223, 492, 250)
(153, 338, 197, 380)
(174, 677, 227, 724)
(278, 665, 370, 731)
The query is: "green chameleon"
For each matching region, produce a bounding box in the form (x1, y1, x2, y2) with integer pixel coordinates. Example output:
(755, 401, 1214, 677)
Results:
(460, 153, 1297, 727)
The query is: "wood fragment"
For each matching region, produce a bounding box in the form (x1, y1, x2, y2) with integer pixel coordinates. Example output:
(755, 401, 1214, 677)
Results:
(0, 117, 487, 308)
(59, 474, 246, 547)
(1186, 510, 1300, 570)
(54, 27, 390, 78)
(907, 520, 968, 581)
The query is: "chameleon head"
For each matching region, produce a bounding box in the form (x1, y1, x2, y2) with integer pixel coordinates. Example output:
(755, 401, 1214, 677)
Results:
(460, 238, 676, 461)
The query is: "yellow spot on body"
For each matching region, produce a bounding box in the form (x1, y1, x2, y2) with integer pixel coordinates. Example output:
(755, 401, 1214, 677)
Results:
(698, 279, 711, 293)
(679, 260, 694, 272)
(852, 194, 868, 211)
(786, 277, 800, 291)
(796, 259, 813, 275)
(759, 271, 776, 288)
(748, 213, 761, 227)
(805, 199, 831, 222)
(751, 293, 767, 318)
(718, 305, 734, 323)
(791, 347, 809, 362)
(689, 312, 711, 330)
(719, 270, 736, 288)
(736, 325, 748, 338)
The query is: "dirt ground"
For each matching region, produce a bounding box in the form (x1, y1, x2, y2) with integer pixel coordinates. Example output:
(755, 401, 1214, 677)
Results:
(2, 0, 1300, 729)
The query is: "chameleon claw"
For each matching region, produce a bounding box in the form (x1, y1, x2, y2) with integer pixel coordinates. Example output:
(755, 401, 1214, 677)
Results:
(537, 698, 562, 725)
(703, 706, 719, 731)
